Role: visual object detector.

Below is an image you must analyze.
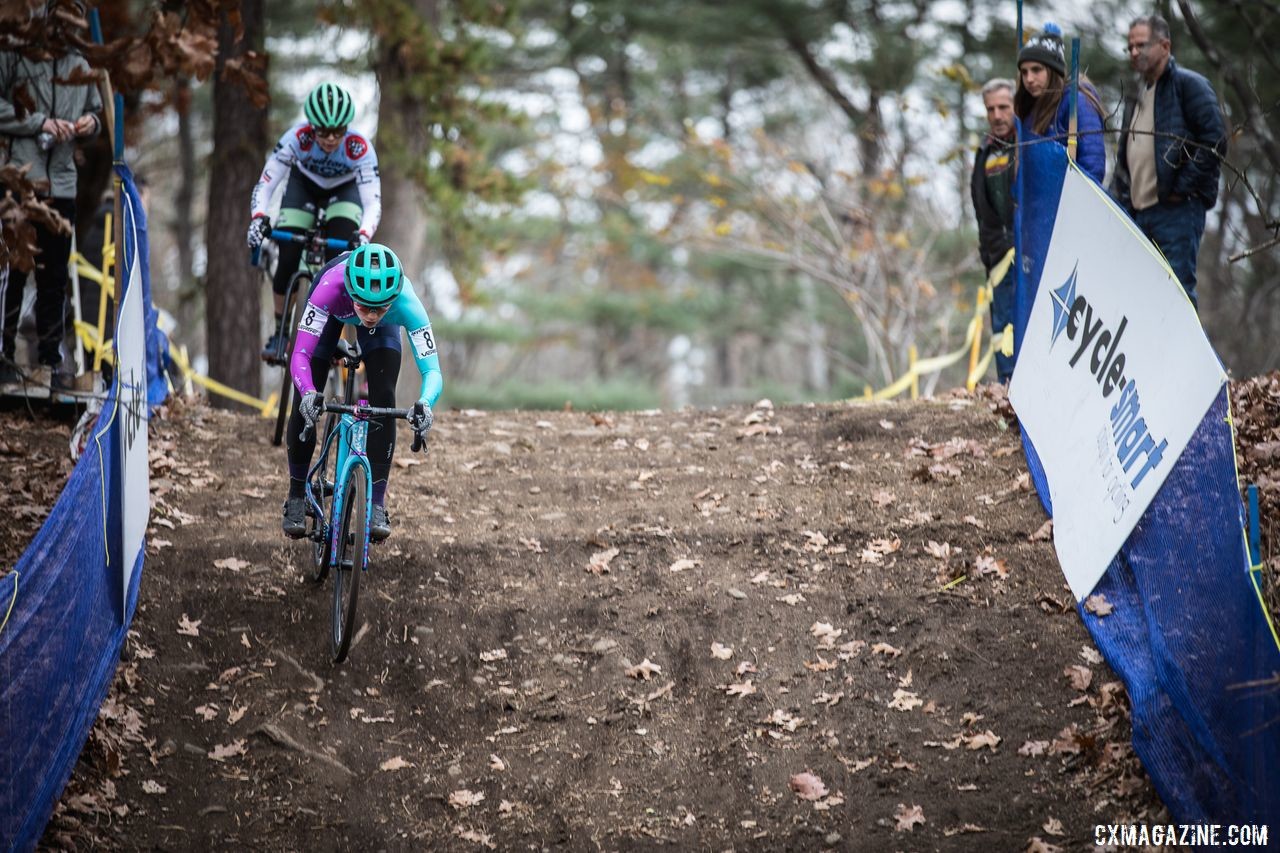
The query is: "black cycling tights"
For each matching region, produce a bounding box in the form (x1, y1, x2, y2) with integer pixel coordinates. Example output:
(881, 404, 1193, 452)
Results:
(273, 216, 358, 296)
(286, 346, 400, 497)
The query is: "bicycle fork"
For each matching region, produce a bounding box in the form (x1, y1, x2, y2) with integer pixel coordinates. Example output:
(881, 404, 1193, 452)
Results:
(330, 416, 373, 570)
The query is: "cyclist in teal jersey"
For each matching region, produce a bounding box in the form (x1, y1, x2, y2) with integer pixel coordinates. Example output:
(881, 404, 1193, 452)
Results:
(247, 82, 382, 359)
(281, 243, 442, 542)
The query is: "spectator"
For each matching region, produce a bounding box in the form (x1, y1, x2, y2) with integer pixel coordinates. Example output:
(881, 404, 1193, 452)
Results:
(1014, 23, 1107, 185)
(1111, 14, 1226, 311)
(0, 21, 102, 393)
(971, 78, 1017, 383)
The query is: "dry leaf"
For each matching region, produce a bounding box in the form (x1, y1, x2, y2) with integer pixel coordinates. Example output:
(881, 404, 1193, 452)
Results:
(710, 642, 733, 660)
(963, 730, 1001, 751)
(871, 642, 902, 658)
(802, 531, 829, 552)
(765, 709, 803, 731)
(804, 656, 837, 672)
(480, 648, 508, 662)
(489, 754, 506, 771)
(176, 614, 201, 637)
(749, 570, 770, 584)
(194, 704, 219, 722)
(778, 593, 805, 606)
(1029, 519, 1053, 541)
(1043, 817, 1065, 837)
(974, 554, 1009, 579)
(141, 780, 166, 795)
(962, 515, 986, 529)
(789, 771, 828, 801)
(207, 740, 246, 762)
(213, 557, 249, 572)
(894, 803, 926, 832)
(735, 660, 757, 676)
(889, 689, 922, 711)
(1018, 740, 1049, 757)
(380, 756, 412, 771)
(1064, 664, 1093, 691)
(227, 704, 247, 725)
(1084, 594, 1114, 616)
(668, 558, 701, 573)
(453, 827, 496, 849)
(1026, 837, 1063, 853)
(725, 680, 756, 698)
(586, 547, 619, 575)
(625, 658, 662, 680)
(924, 540, 953, 560)
(449, 789, 485, 809)
(871, 490, 896, 507)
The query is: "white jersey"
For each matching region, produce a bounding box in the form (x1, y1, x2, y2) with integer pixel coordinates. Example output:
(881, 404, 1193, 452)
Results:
(249, 122, 382, 237)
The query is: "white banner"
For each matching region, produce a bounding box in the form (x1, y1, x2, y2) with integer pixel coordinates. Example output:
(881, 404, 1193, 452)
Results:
(1009, 168, 1224, 600)
(116, 190, 149, 609)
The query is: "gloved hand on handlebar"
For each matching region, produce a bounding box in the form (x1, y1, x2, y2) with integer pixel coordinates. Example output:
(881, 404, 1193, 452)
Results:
(299, 390, 324, 430)
(410, 400, 433, 438)
(247, 214, 271, 249)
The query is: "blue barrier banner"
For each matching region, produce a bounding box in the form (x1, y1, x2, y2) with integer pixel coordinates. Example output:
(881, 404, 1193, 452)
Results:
(0, 165, 152, 851)
(1012, 138, 1280, 823)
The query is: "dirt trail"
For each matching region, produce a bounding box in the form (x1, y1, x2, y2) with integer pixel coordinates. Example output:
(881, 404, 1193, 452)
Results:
(36, 393, 1169, 850)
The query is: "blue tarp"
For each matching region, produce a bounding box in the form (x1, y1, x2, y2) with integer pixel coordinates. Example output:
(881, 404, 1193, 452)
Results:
(0, 164, 158, 852)
(1013, 135, 1280, 824)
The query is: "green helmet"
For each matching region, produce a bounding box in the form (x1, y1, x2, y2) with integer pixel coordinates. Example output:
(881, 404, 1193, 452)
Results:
(304, 82, 355, 130)
(345, 243, 404, 307)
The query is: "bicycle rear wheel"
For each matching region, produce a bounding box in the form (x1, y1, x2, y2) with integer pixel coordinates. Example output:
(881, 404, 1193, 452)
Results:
(271, 274, 311, 446)
(331, 463, 368, 662)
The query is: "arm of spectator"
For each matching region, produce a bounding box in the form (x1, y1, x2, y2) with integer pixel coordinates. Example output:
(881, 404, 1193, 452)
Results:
(970, 155, 1000, 271)
(1073, 91, 1107, 185)
(1173, 72, 1228, 203)
(0, 55, 45, 136)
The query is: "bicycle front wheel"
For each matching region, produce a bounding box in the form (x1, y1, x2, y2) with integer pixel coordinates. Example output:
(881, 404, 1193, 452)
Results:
(331, 463, 368, 662)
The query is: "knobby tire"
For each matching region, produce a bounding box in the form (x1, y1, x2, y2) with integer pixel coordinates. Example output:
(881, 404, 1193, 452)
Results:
(331, 464, 367, 662)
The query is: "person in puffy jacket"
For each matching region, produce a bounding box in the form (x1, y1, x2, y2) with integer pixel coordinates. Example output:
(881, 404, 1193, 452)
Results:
(1014, 22, 1107, 186)
(1111, 14, 1226, 311)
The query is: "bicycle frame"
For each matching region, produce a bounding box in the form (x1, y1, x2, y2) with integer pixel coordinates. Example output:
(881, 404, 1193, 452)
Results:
(308, 410, 374, 571)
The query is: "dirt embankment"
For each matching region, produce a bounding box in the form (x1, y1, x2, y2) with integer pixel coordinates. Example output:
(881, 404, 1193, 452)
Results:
(17, 387, 1258, 850)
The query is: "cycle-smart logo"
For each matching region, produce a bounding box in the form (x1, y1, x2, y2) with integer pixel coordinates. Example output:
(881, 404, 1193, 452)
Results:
(1048, 263, 1169, 521)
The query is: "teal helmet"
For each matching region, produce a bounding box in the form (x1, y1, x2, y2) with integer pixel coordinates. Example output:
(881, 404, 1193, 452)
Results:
(345, 243, 404, 307)
(304, 82, 355, 130)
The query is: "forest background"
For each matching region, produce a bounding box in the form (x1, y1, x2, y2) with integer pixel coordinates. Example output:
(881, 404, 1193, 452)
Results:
(9, 0, 1279, 412)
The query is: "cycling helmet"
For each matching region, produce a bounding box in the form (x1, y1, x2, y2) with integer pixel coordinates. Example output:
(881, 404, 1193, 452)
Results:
(344, 243, 404, 307)
(304, 82, 355, 130)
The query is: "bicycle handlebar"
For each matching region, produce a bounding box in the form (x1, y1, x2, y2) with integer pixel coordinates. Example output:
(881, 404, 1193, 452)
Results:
(298, 401, 430, 453)
(250, 232, 354, 266)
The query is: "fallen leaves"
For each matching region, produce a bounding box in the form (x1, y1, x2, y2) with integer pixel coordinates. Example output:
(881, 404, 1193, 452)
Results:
(480, 648, 508, 662)
(888, 689, 922, 711)
(141, 780, 166, 795)
(668, 557, 701, 573)
(788, 771, 828, 801)
(870, 642, 902, 658)
(206, 740, 246, 762)
(625, 658, 662, 680)
(1084, 594, 1114, 617)
(586, 547, 619, 575)
(1064, 665, 1093, 692)
(375, 756, 410, 771)
(1018, 740, 1049, 757)
(176, 614, 201, 637)
(724, 680, 756, 698)
(449, 789, 485, 809)
(710, 642, 733, 660)
(894, 802, 926, 832)
(213, 557, 249, 572)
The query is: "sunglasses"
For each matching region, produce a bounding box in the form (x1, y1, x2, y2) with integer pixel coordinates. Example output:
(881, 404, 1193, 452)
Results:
(315, 127, 347, 140)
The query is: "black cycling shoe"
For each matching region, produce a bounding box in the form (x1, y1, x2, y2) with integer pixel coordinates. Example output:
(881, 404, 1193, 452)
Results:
(261, 332, 286, 363)
(282, 497, 308, 538)
(370, 504, 391, 543)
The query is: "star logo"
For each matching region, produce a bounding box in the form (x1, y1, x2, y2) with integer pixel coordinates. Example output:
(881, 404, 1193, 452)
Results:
(1049, 264, 1078, 349)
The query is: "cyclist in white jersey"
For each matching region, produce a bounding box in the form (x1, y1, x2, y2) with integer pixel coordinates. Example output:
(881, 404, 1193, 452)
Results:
(246, 82, 382, 360)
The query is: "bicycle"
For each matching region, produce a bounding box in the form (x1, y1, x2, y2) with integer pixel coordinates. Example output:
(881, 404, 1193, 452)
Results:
(250, 206, 353, 446)
(299, 338, 428, 663)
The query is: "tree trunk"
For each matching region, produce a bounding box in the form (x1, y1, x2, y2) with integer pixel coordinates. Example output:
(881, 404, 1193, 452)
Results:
(374, 0, 438, 404)
(204, 0, 267, 409)
(172, 76, 199, 344)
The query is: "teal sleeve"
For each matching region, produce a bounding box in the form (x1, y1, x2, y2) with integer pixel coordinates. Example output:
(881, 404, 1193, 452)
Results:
(393, 283, 444, 408)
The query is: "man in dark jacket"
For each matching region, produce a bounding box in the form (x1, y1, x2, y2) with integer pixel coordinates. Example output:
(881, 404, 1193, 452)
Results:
(971, 78, 1017, 382)
(1111, 14, 1226, 311)
(0, 23, 103, 392)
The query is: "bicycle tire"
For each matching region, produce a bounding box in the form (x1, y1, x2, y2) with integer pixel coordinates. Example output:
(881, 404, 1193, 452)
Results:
(331, 463, 368, 662)
(307, 412, 341, 584)
(271, 275, 310, 446)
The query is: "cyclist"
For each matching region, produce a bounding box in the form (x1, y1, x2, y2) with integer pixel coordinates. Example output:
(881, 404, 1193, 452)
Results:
(281, 243, 442, 543)
(246, 81, 382, 360)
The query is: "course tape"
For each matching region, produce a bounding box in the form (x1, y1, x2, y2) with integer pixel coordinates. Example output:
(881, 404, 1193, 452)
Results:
(858, 248, 1013, 401)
